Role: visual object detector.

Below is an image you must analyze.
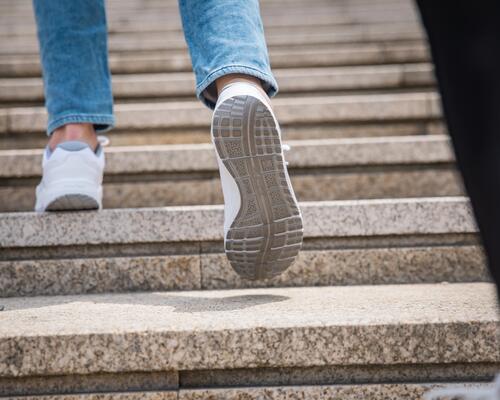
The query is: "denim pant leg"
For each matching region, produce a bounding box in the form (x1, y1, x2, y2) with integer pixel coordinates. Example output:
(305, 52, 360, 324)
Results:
(32, 0, 115, 136)
(178, 0, 278, 109)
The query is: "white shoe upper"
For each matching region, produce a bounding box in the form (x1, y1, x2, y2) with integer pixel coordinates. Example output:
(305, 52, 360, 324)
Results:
(211, 81, 299, 239)
(35, 141, 104, 212)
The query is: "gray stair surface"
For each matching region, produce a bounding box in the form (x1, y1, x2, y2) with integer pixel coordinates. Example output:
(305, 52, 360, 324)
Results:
(0, 135, 462, 211)
(0, 197, 488, 296)
(0, 283, 499, 398)
(1, 0, 498, 398)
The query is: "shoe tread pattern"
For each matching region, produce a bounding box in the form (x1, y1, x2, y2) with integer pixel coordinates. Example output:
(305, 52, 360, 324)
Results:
(213, 95, 303, 280)
(46, 194, 99, 211)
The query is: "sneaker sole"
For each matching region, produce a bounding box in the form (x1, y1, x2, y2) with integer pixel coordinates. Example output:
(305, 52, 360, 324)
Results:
(45, 194, 99, 211)
(213, 95, 304, 280)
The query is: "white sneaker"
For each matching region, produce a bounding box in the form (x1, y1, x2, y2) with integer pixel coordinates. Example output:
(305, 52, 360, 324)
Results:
(211, 82, 303, 280)
(35, 141, 104, 212)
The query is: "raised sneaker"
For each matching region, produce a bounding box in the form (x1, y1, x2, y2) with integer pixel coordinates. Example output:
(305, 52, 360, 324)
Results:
(35, 140, 104, 212)
(211, 82, 304, 280)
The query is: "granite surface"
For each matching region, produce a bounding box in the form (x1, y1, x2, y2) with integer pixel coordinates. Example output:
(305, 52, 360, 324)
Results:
(0, 42, 429, 79)
(0, 169, 463, 212)
(1, 371, 178, 396)
(0, 23, 423, 55)
(0, 110, 7, 132)
(7, 393, 176, 400)
(179, 383, 491, 400)
(3, 92, 439, 133)
(0, 120, 443, 151)
(0, 283, 498, 377)
(200, 245, 487, 290)
(180, 362, 499, 388)
(0, 135, 454, 178)
(0, 255, 201, 297)
(1, 245, 487, 297)
(4, 383, 494, 400)
(0, 63, 434, 102)
(0, 198, 476, 248)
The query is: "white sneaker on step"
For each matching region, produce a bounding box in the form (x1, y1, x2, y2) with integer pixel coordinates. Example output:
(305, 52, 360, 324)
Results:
(211, 82, 304, 280)
(35, 140, 104, 212)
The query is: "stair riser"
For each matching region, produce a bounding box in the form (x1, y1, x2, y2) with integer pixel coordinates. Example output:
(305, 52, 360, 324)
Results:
(1, 361, 498, 397)
(0, 93, 441, 134)
(1, 381, 496, 400)
(0, 43, 430, 77)
(0, 244, 486, 297)
(0, 65, 435, 103)
(0, 30, 425, 55)
(0, 12, 420, 36)
(0, 121, 447, 150)
(0, 167, 463, 212)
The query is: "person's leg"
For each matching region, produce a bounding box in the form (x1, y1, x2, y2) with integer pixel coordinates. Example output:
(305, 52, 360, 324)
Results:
(178, 0, 303, 280)
(178, 0, 278, 107)
(415, 1, 500, 296)
(32, 0, 113, 211)
(32, 0, 114, 146)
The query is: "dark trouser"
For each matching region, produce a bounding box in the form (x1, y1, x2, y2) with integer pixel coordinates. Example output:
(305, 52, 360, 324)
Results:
(416, 1, 500, 297)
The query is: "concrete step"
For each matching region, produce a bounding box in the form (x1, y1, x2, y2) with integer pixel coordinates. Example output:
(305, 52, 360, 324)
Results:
(0, 4, 419, 34)
(0, 26, 424, 55)
(0, 11, 421, 37)
(2, 383, 497, 400)
(0, 64, 435, 103)
(0, 197, 487, 296)
(0, 92, 441, 136)
(0, 120, 447, 150)
(0, 42, 430, 78)
(0, 135, 462, 212)
(0, 283, 498, 397)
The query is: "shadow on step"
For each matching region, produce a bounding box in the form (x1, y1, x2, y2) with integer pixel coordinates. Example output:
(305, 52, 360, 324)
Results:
(1, 293, 289, 313)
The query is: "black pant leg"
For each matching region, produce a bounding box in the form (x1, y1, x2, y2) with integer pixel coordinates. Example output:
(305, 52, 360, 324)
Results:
(416, 0, 500, 294)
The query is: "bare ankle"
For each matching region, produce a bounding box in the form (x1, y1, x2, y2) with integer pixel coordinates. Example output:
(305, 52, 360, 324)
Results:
(48, 123, 98, 151)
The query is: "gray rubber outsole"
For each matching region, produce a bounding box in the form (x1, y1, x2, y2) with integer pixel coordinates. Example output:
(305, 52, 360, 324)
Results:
(45, 194, 99, 212)
(213, 95, 304, 280)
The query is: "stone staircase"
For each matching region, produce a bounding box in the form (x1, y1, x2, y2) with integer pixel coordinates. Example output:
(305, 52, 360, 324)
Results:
(0, 0, 498, 398)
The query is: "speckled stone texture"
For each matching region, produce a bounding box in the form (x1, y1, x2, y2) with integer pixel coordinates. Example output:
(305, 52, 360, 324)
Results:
(0, 169, 463, 212)
(1, 383, 493, 400)
(178, 382, 491, 400)
(0, 23, 424, 55)
(7, 393, 176, 400)
(3, 92, 439, 133)
(0, 135, 454, 178)
(180, 363, 500, 388)
(0, 42, 430, 79)
(0, 283, 498, 377)
(0, 64, 434, 102)
(200, 246, 488, 290)
(1, 245, 488, 297)
(0, 198, 476, 248)
(1, 370, 178, 397)
(0, 255, 201, 297)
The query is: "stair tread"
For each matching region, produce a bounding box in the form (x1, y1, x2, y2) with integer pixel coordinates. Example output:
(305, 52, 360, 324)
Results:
(0, 282, 498, 377)
(0, 197, 475, 248)
(0, 135, 453, 178)
(0, 92, 440, 134)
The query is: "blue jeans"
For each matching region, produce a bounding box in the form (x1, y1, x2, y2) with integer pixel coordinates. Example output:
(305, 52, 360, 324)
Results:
(32, 0, 278, 135)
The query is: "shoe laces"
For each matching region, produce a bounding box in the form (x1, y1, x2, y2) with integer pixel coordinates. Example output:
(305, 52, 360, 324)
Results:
(97, 135, 110, 147)
(424, 374, 500, 400)
(282, 143, 291, 166)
